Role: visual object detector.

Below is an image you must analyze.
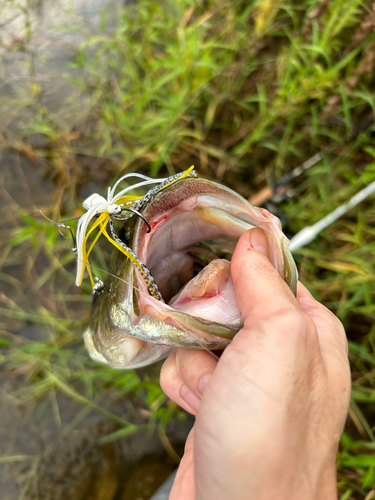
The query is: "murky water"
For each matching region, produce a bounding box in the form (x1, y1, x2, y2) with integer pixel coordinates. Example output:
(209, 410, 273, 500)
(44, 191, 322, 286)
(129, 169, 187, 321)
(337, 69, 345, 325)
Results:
(0, 0, 123, 130)
(0, 2, 190, 499)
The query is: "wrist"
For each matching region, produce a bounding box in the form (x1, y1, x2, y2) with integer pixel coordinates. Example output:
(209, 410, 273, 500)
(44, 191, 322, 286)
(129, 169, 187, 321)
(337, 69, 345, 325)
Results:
(314, 461, 338, 500)
(275, 454, 337, 500)
(291, 458, 337, 500)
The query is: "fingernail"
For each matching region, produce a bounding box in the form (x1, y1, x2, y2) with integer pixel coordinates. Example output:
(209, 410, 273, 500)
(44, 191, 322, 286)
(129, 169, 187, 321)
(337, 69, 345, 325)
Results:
(198, 373, 211, 396)
(180, 384, 200, 413)
(250, 228, 268, 257)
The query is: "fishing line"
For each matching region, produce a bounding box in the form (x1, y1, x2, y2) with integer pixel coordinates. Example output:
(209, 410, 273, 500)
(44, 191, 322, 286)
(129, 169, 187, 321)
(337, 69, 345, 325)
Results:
(39, 210, 77, 251)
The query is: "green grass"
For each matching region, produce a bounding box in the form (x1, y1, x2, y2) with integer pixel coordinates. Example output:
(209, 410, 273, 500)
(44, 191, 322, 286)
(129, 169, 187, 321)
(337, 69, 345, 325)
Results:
(1, 0, 375, 497)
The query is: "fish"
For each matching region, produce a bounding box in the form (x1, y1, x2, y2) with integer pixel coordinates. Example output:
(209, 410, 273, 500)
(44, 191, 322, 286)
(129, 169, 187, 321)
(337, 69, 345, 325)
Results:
(81, 169, 298, 369)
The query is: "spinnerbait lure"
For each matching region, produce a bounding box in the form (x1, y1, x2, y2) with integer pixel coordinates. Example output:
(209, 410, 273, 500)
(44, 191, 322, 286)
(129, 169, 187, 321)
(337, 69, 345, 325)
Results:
(75, 167, 197, 298)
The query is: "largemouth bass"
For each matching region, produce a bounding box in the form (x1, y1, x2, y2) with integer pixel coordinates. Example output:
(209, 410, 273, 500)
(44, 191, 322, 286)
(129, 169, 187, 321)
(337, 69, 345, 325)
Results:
(81, 170, 297, 369)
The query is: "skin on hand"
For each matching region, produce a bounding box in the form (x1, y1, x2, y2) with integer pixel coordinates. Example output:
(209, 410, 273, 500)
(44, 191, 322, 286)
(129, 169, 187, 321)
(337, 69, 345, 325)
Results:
(160, 228, 351, 500)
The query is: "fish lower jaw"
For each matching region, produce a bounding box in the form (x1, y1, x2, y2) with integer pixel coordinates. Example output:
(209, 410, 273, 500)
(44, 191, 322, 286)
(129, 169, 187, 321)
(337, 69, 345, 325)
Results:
(83, 327, 143, 368)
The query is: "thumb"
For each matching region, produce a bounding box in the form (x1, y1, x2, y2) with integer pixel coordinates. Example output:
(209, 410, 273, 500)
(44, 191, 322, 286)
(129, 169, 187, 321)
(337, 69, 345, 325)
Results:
(231, 228, 298, 325)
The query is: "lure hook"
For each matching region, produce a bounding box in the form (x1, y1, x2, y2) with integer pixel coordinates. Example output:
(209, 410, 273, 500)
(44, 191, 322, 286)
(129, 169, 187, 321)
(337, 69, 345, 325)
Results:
(117, 207, 152, 233)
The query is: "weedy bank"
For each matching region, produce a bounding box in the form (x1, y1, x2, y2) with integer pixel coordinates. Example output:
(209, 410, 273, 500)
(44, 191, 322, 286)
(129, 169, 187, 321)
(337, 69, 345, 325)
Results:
(1, 0, 375, 498)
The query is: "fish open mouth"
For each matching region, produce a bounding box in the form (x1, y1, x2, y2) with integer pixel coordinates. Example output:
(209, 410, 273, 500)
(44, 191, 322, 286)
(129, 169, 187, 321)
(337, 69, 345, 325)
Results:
(134, 178, 284, 330)
(85, 176, 297, 369)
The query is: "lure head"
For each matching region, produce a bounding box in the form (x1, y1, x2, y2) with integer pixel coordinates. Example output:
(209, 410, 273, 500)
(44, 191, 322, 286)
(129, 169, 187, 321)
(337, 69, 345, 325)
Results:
(107, 204, 122, 215)
(83, 193, 108, 210)
(84, 177, 298, 369)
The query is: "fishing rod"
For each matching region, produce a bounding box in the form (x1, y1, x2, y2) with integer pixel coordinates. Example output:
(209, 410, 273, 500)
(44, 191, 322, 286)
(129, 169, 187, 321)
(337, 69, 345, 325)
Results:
(249, 114, 374, 207)
(289, 179, 375, 251)
(249, 152, 324, 206)
(247, 114, 375, 250)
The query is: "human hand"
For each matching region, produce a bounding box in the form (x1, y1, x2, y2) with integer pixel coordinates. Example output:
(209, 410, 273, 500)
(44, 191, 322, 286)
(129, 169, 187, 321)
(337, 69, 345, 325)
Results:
(160, 228, 351, 500)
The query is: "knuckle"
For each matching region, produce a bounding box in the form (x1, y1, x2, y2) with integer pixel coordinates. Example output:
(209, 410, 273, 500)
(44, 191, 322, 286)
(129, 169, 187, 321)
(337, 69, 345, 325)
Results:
(327, 307, 345, 331)
(176, 349, 211, 385)
(300, 310, 315, 332)
(270, 308, 312, 342)
(326, 313, 349, 354)
(176, 349, 197, 376)
(305, 301, 349, 354)
(159, 372, 169, 395)
(268, 305, 303, 327)
(245, 303, 310, 339)
(160, 352, 178, 391)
